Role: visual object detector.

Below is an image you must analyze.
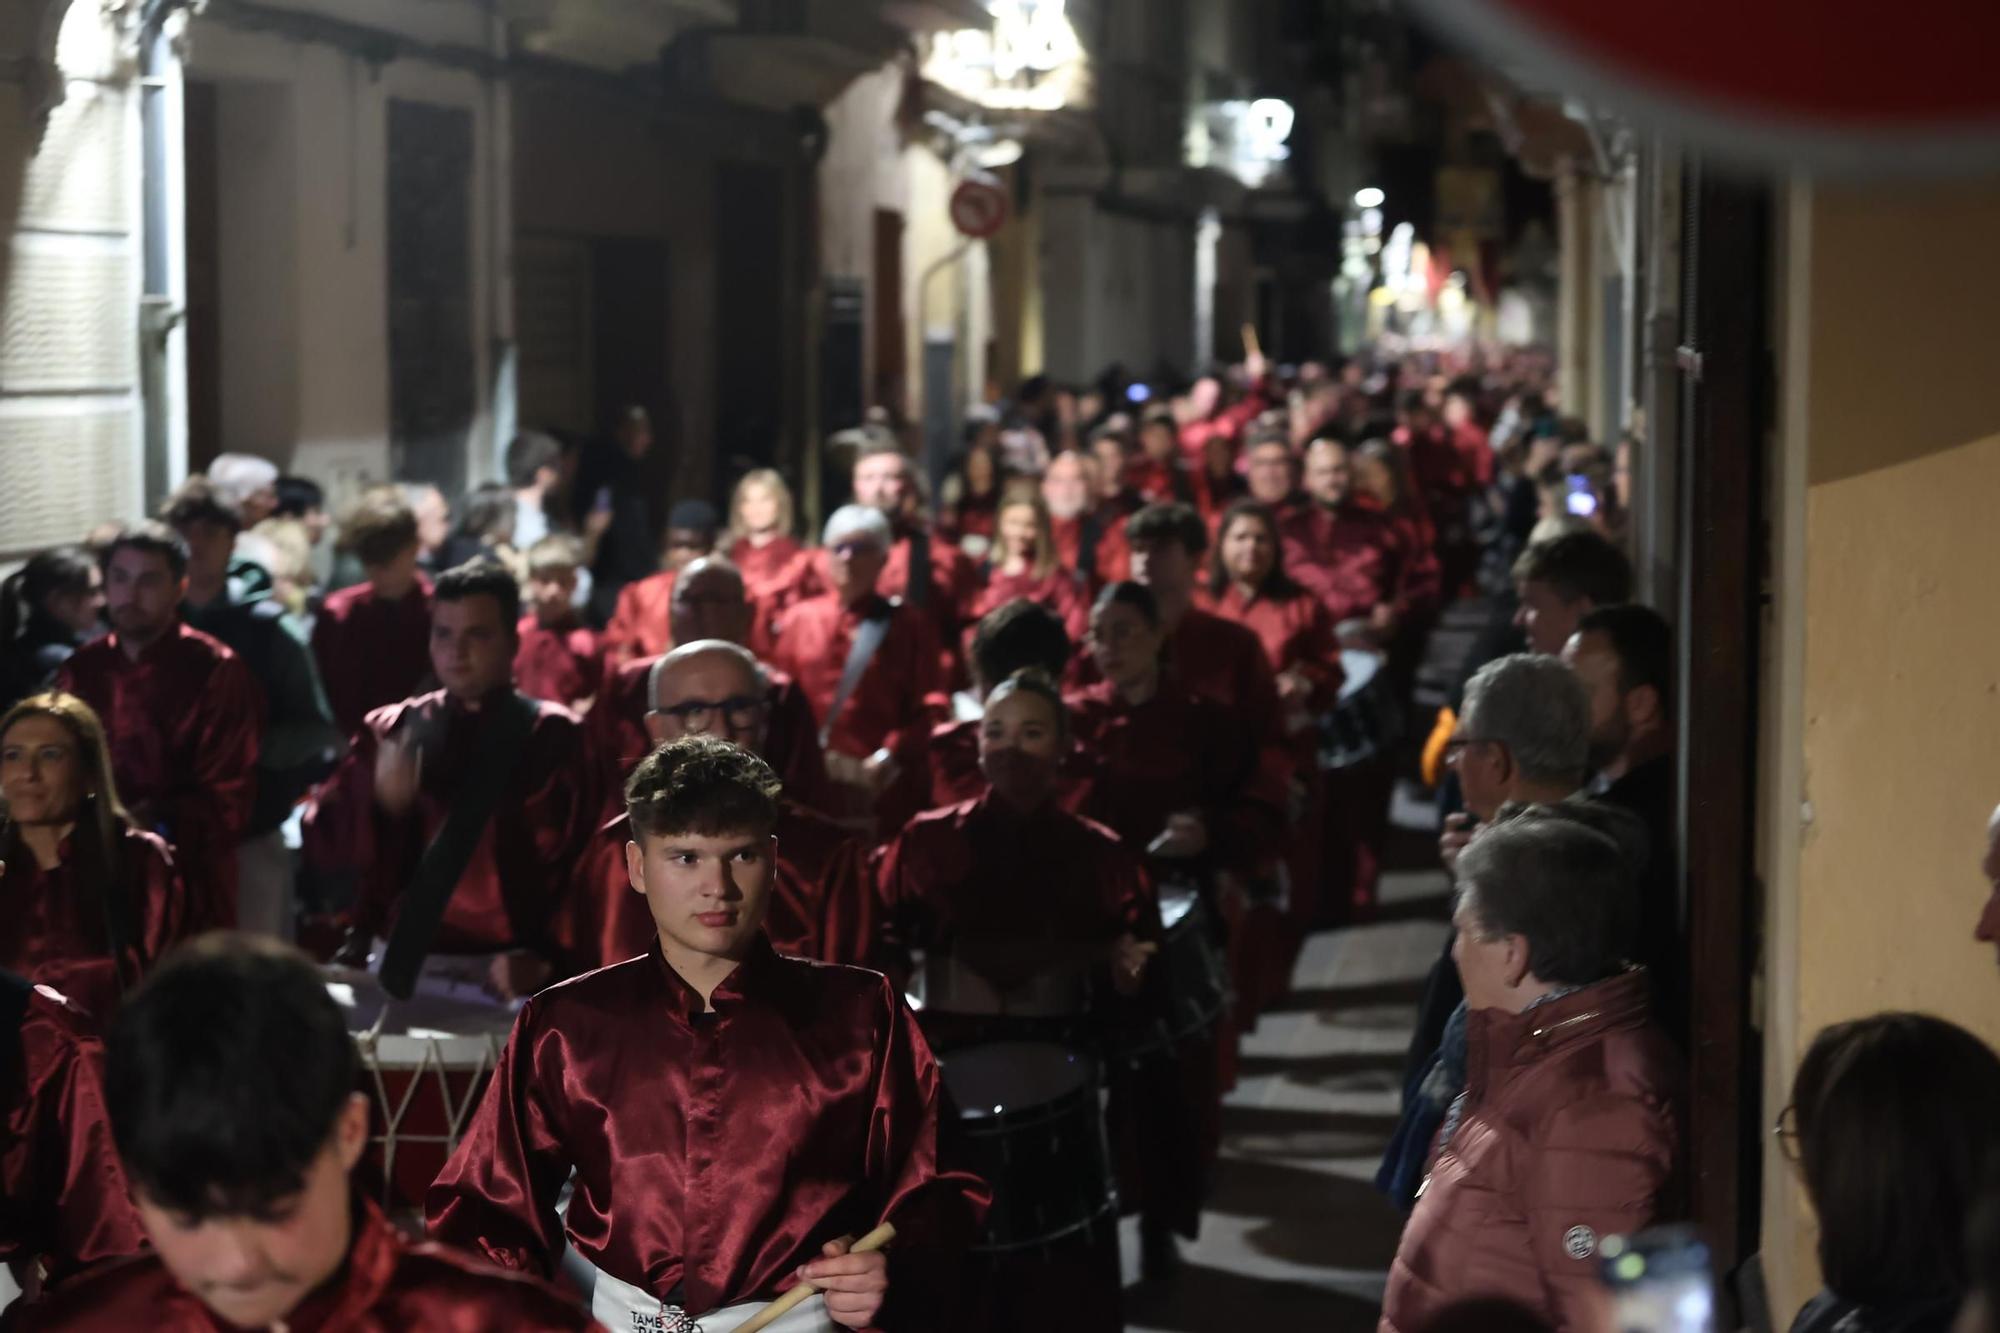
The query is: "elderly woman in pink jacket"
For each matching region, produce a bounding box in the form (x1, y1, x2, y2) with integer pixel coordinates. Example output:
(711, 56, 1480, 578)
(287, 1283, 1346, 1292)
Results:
(1379, 805, 1684, 1333)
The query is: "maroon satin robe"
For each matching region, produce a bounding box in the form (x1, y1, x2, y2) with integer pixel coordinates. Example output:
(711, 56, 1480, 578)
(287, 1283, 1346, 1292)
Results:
(513, 617, 603, 709)
(427, 938, 989, 1325)
(302, 689, 595, 964)
(767, 593, 941, 762)
(2, 982, 145, 1291)
(875, 793, 1153, 994)
(1049, 512, 1130, 584)
(0, 829, 194, 1018)
(1193, 585, 1344, 714)
(969, 566, 1091, 647)
(1164, 607, 1287, 774)
(312, 577, 433, 740)
(583, 656, 826, 819)
(1278, 499, 1440, 627)
(561, 806, 877, 971)
(776, 533, 981, 682)
(601, 569, 674, 670)
(56, 624, 264, 930)
(724, 534, 802, 602)
(16, 1192, 598, 1332)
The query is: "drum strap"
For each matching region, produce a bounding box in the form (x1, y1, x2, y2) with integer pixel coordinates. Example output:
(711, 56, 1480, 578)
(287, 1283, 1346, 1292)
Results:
(379, 692, 540, 1000)
(903, 528, 931, 608)
(819, 605, 893, 751)
(1076, 514, 1100, 583)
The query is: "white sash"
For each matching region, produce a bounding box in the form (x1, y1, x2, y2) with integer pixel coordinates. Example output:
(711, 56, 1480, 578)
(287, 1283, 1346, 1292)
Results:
(584, 1258, 838, 1333)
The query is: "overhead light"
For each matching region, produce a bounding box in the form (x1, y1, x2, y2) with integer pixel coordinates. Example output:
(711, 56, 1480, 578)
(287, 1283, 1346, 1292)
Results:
(975, 138, 1024, 168)
(1354, 186, 1385, 209)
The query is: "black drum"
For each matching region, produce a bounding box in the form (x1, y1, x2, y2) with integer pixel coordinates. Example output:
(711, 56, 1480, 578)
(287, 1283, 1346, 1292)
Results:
(940, 1042, 1115, 1256)
(1107, 886, 1230, 1069)
(1319, 647, 1400, 770)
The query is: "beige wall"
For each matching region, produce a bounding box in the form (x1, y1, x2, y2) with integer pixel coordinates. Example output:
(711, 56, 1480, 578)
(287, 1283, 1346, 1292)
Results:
(1761, 175, 2000, 1317)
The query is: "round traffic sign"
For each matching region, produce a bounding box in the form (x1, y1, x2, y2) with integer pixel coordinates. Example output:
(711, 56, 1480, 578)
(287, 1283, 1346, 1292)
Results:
(950, 178, 1011, 239)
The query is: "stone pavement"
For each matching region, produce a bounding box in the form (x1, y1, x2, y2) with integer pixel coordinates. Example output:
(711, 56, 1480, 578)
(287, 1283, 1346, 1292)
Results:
(1122, 830, 1452, 1331)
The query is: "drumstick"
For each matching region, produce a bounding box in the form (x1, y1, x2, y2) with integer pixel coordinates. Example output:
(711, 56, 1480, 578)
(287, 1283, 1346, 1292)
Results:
(1240, 321, 1262, 363)
(733, 1223, 897, 1333)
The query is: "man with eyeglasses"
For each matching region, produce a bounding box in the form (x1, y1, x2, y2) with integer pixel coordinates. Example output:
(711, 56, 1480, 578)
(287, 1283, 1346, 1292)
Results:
(564, 639, 876, 971)
(584, 556, 825, 819)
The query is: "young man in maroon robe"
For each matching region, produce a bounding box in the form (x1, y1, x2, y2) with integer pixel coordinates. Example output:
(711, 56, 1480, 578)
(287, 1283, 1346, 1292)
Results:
(307, 563, 597, 1001)
(56, 524, 264, 931)
(564, 641, 875, 971)
(14, 937, 597, 1331)
(767, 506, 941, 822)
(1, 972, 147, 1303)
(586, 555, 824, 817)
(429, 737, 988, 1332)
(513, 535, 604, 712)
(600, 499, 722, 670)
(313, 487, 434, 740)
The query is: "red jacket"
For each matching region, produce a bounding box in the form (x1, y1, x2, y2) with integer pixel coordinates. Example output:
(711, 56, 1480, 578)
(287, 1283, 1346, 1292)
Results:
(601, 569, 674, 670)
(1049, 512, 1130, 585)
(1279, 500, 1441, 627)
(724, 534, 801, 602)
(1379, 970, 1681, 1333)
(513, 618, 602, 709)
(969, 566, 1091, 648)
(767, 592, 940, 762)
(313, 577, 433, 740)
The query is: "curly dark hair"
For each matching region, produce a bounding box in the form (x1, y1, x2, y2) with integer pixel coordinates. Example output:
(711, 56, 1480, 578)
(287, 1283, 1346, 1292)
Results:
(626, 735, 782, 840)
(1125, 501, 1209, 557)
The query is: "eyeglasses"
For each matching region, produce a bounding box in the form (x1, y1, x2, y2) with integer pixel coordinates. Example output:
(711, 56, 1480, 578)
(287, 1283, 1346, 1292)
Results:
(1773, 1104, 1801, 1163)
(1443, 736, 1495, 762)
(649, 697, 766, 732)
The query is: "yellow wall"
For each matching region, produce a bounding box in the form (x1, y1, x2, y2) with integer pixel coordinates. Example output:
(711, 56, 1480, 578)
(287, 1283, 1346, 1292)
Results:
(1762, 176, 2000, 1317)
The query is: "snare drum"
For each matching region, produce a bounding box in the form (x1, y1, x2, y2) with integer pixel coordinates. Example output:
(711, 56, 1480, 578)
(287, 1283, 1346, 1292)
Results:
(1108, 887, 1229, 1069)
(322, 966, 516, 1209)
(940, 1042, 1115, 1257)
(1319, 648, 1399, 770)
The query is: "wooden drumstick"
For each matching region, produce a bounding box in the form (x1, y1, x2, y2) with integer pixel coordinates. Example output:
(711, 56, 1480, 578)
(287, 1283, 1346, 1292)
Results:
(733, 1223, 897, 1333)
(1240, 321, 1263, 363)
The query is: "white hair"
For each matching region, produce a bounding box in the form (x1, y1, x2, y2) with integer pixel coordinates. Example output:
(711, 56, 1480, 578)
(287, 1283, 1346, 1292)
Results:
(207, 453, 280, 506)
(822, 504, 892, 549)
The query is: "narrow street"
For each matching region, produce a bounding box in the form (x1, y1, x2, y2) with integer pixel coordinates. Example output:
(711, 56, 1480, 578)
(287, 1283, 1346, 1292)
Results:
(1126, 824, 1451, 1330)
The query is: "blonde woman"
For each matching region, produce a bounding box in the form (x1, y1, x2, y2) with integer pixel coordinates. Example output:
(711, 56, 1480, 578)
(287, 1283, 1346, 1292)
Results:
(967, 487, 1090, 647)
(724, 468, 802, 598)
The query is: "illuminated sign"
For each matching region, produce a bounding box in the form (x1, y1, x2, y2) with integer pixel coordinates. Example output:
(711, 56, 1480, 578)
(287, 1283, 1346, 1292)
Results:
(922, 1, 1088, 112)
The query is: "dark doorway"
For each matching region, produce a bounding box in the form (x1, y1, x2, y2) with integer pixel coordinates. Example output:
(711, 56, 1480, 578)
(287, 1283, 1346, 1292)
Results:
(182, 79, 220, 473)
(589, 237, 671, 536)
(386, 98, 475, 496)
(872, 208, 906, 412)
(713, 161, 787, 491)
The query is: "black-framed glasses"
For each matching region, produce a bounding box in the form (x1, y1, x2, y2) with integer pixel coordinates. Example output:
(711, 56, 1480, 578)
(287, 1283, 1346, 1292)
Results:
(1773, 1104, 1801, 1163)
(649, 696, 766, 732)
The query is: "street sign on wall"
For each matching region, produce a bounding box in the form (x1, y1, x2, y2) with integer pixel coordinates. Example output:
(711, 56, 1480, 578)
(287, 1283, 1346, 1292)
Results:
(949, 177, 1010, 239)
(1409, 0, 2000, 176)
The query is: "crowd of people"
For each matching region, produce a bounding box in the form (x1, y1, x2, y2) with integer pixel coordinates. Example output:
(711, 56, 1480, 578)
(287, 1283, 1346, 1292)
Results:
(0, 350, 1997, 1333)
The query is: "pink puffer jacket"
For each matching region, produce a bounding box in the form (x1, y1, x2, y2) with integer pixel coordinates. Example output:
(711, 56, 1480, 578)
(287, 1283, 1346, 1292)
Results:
(1379, 969, 1682, 1333)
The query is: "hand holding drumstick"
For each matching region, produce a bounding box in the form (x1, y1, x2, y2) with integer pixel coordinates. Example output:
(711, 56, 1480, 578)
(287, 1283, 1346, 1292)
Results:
(737, 1223, 896, 1333)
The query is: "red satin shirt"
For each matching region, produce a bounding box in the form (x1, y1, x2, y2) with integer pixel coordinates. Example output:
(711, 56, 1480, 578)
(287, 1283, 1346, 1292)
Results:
(725, 534, 802, 602)
(0, 829, 194, 1018)
(601, 569, 675, 670)
(2, 982, 145, 1292)
(767, 593, 941, 762)
(563, 806, 878, 971)
(1068, 681, 1286, 876)
(302, 690, 596, 963)
(1164, 607, 1284, 748)
(56, 624, 264, 930)
(513, 618, 603, 709)
(583, 656, 826, 819)
(1049, 512, 1130, 584)
(876, 793, 1154, 993)
(1278, 500, 1441, 626)
(16, 1192, 598, 1332)
(969, 566, 1091, 647)
(427, 939, 989, 1322)
(312, 577, 433, 739)
(1194, 584, 1344, 715)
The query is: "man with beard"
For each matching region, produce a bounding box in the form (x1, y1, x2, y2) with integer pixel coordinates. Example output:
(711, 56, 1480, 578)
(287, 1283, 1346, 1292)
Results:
(1564, 604, 1683, 1043)
(1282, 437, 1439, 641)
(56, 524, 264, 930)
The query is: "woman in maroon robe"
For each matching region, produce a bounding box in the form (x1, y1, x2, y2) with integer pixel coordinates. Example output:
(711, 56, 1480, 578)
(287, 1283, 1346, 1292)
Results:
(0, 693, 195, 1017)
(722, 468, 802, 604)
(967, 492, 1091, 649)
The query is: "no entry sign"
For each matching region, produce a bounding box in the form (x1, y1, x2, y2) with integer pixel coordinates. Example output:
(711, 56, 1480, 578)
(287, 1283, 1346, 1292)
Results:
(1409, 0, 2000, 176)
(950, 177, 1010, 239)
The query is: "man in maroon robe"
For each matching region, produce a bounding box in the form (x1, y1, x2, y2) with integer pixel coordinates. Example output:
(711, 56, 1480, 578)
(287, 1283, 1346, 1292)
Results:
(1, 973, 146, 1302)
(430, 738, 988, 1332)
(565, 640, 875, 971)
(306, 563, 597, 999)
(1042, 450, 1131, 585)
(1282, 437, 1440, 637)
(313, 486, 434, 739)
(584, 555, 824, 817)
(56, 524, 264, 930)
(767, 506, 941, 821)
(15, 938, 597, 1331)
(513, 534, 604, 711)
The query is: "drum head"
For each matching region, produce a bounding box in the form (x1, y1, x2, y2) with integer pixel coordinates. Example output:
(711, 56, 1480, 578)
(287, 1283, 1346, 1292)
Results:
(943, 1042, 1092, 1120)
(323, 965, 515, 1067)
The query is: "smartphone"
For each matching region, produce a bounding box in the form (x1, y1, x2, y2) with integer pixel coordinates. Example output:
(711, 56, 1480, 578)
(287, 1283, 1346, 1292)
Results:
(1565, 473, 1599, 517)
(1600, 1226, 1716, 1333)
(591, 486, 613, 515)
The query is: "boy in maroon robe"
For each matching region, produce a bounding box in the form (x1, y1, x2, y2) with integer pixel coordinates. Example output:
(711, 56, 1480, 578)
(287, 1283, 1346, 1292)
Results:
(430, 737, 988, 1332)
(313, 486, 434, 739)
(13, 937, 598, 1331)
(56, 524, 264, 930)
(513, 535, 603, 712)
